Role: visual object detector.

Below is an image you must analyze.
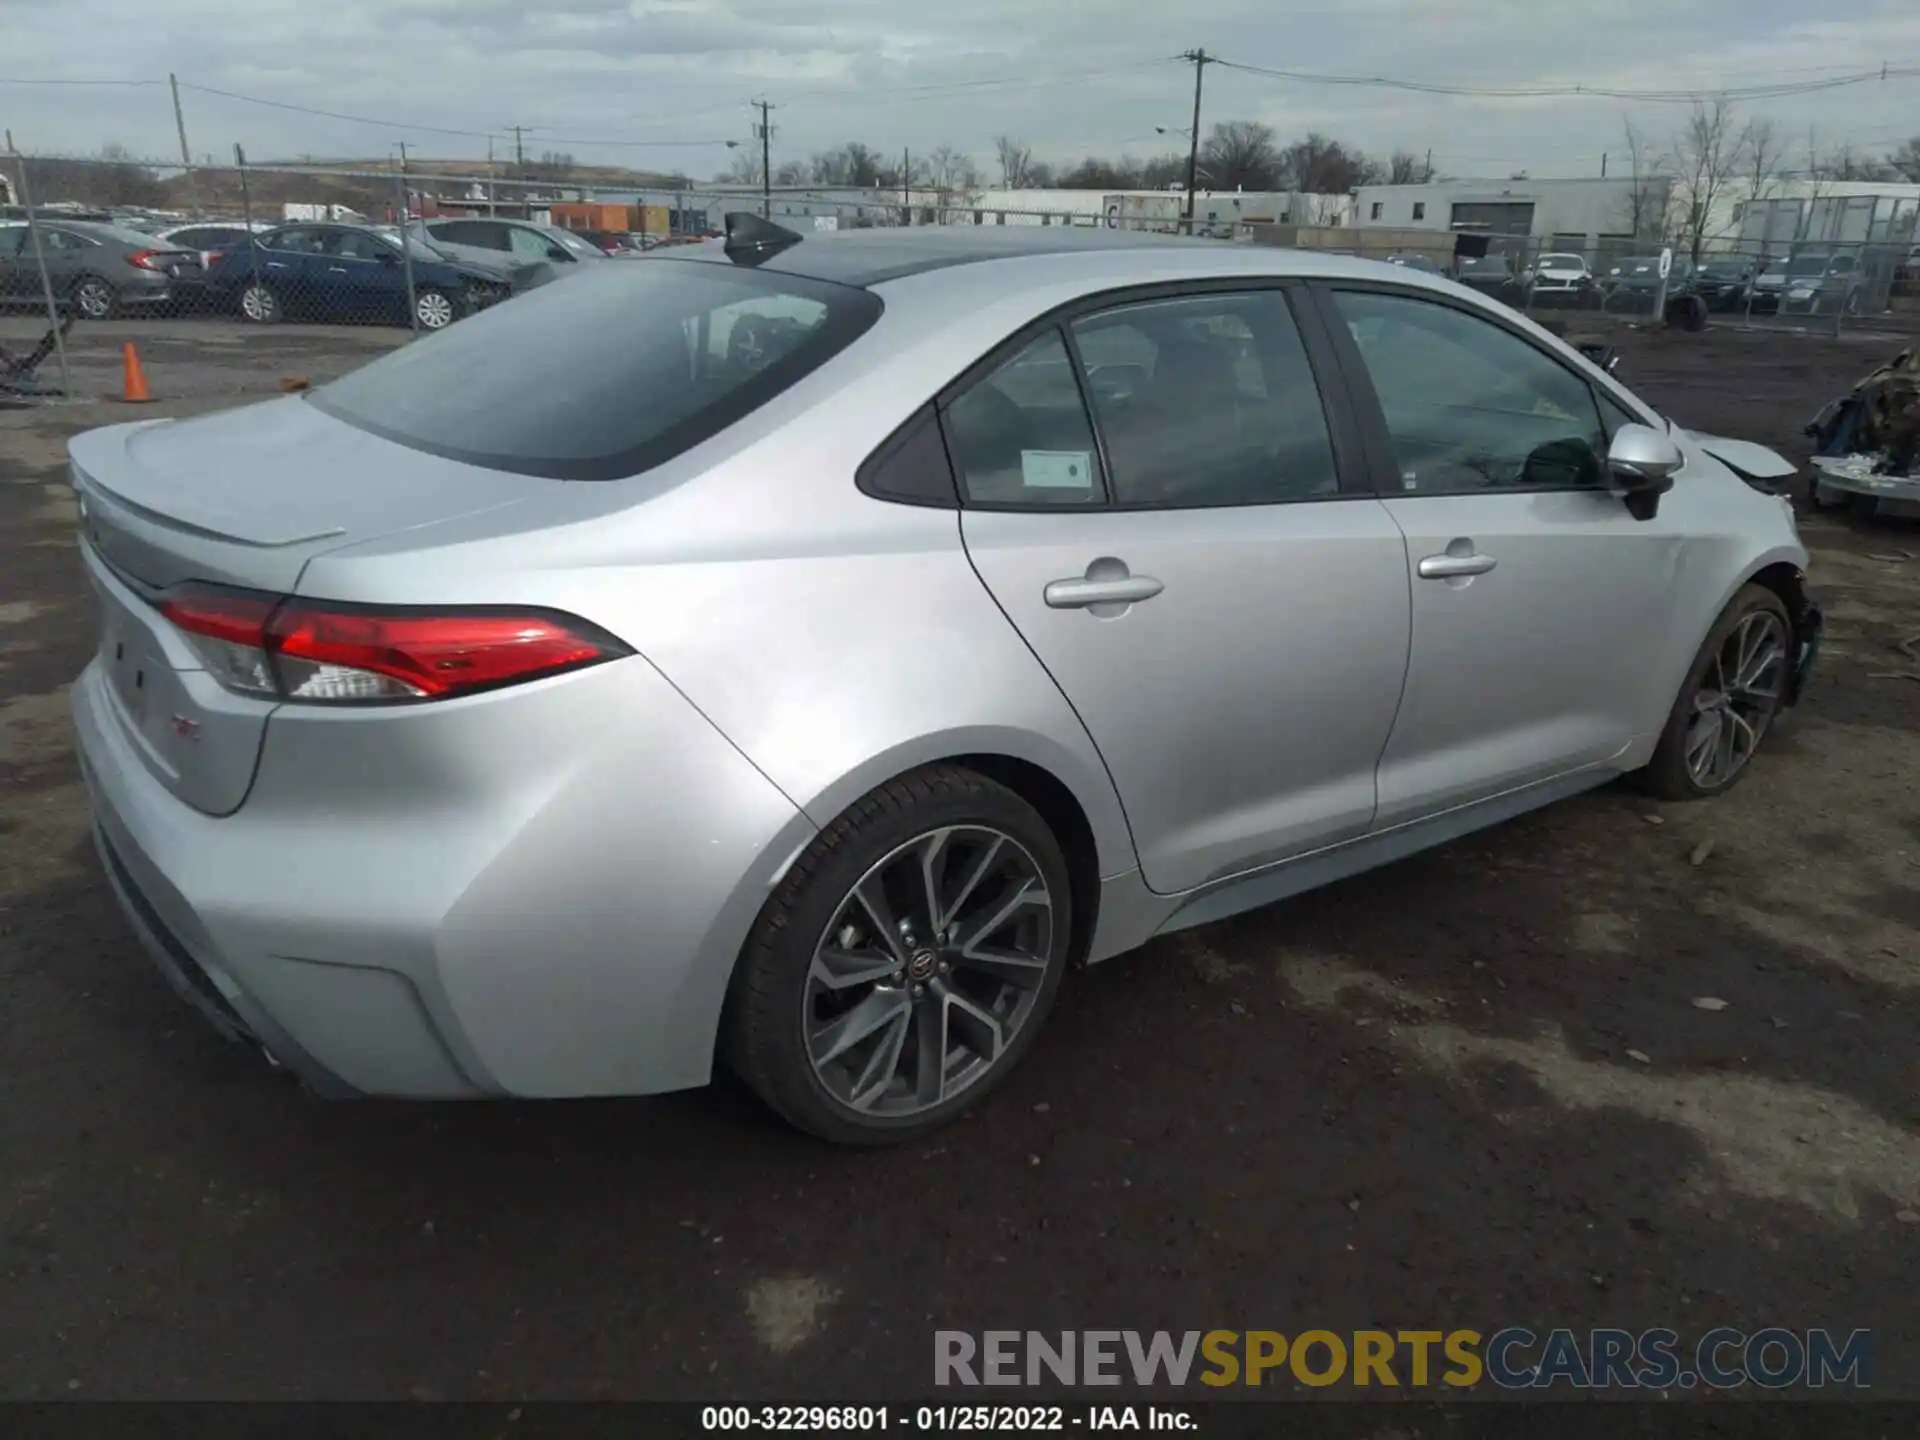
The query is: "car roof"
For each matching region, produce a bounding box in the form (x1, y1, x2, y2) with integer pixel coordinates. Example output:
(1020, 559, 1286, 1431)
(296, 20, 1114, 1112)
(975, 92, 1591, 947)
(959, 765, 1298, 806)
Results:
(666, 223, 1206, 287)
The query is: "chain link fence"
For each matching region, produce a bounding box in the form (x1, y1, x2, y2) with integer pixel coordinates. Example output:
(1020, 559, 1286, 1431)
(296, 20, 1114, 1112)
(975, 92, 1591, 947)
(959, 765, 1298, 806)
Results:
(6, 146, 1912, 402)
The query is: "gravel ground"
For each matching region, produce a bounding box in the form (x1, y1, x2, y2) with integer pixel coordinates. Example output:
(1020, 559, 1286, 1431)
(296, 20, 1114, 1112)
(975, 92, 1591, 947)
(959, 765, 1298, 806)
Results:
(0, 323, 1915, 1402)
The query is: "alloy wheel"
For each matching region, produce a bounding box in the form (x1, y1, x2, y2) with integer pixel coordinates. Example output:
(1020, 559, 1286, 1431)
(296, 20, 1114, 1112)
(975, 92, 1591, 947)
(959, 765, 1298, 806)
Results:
(73, 279, 114, 320)
(416, 291, 455, 329)
(240, 284, 279, 323)
(803, 826, 1055, 1118)
(1684, 610, 1787, 788)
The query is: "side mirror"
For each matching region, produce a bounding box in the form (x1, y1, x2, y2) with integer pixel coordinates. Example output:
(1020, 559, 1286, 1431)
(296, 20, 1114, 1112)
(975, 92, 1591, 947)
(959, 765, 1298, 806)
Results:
(377, 248, 399, 266)
(548, 246, 571, 261)
(1607, 422, 1682, 520)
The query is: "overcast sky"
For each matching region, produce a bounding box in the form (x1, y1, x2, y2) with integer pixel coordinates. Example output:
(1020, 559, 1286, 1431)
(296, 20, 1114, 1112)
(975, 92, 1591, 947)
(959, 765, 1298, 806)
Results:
(4, 0, 1916, 184)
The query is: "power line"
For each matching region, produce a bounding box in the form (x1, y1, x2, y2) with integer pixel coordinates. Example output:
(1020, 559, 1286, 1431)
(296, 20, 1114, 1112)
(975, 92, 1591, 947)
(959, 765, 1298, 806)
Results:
(1209, 56, 1920, 103)
(0, 77, 162, 86)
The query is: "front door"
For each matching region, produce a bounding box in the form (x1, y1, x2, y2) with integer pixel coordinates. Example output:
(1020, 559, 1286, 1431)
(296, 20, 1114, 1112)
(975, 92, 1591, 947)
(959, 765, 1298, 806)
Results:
(1320, 285, 1684, 828)
(955, 288, 1413, 895)
(321, 228, 407, 322)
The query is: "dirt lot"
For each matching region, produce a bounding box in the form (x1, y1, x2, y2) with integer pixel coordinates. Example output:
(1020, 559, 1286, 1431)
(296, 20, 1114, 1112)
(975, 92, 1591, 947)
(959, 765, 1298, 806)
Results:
(0, 324, 1915, 1402)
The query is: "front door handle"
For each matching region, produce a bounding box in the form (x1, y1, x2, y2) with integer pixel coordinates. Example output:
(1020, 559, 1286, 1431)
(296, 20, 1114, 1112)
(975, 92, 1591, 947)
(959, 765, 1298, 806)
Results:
(1418, 552, 1497, 579)
(1044, 560, 1164, 611)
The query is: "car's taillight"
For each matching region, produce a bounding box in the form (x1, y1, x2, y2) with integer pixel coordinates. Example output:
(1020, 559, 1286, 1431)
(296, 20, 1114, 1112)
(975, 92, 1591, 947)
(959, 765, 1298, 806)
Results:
(126, 249, 165, 271)
(158, 584, 629, 704)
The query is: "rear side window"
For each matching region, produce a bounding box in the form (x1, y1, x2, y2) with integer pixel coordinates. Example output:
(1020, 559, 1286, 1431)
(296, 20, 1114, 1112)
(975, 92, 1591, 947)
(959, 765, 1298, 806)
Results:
(942, 329, 1105, 507)
(309, 260, 882, 480)
(1070, 291, 1339, 505)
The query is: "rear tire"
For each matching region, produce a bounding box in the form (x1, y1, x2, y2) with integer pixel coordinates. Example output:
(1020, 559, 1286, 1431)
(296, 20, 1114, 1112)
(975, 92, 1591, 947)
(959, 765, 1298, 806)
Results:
(239, 282, 283, 324)
(1635, 585, 1792, 801)
(71, 276, 117, 321)
(724, 764, 1072, 1146)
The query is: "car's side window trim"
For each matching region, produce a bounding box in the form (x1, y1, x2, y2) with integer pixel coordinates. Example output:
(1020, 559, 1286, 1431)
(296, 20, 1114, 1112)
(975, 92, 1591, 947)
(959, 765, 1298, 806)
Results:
(1308, 280, 1648, 498)
(923, 278, 1376, 512)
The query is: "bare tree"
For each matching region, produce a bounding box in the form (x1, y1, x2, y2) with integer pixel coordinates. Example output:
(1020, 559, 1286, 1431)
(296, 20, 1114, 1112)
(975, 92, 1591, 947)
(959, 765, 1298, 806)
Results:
(718, 147, 764, 187)
(1274, 132, 1379, 193)
(924, 144, 980, 195)
(1887, 136, 1920, 183)
(1200, 121, 1279, 191)
(1739, 117, 1785, 204)
(1614, 120, 1669, 240)
(994, 135, 1037, 190)
(1669, 100, 1743, 262)
(1386, 149, 1433, 185)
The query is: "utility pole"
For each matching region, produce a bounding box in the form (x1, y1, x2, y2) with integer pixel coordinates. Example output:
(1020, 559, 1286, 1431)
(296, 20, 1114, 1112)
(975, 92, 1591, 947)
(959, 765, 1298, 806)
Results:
(168, 73, 198, 212)
(395, 141, 409, 225)
(1424, 147, 1433, 182)
(752, 99, 775, 218)
(487, 136, 496, 216)
(902, 146, 910, 224)
(1181, 48, 1210, 235)
(508, 125, 528, 172)
(1601, 152, 1608, 178)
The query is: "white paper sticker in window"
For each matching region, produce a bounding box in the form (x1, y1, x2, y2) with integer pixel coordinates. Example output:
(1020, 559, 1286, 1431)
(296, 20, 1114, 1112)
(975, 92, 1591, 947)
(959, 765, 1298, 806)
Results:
(1021, 450, 1096, 490)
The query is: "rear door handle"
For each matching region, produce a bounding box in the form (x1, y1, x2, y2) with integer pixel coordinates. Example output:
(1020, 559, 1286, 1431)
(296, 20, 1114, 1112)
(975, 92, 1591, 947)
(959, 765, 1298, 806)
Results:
(1044, 574, 1164, 609)
(1417, 553, 1497, 579)
(266, 261, 288, 269)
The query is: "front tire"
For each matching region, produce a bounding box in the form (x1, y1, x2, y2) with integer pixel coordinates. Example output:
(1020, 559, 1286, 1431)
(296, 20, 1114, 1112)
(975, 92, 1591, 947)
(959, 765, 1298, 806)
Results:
(1636, 585, 1793, 801)
(725, 764, 1072, 1146)
(413, 287, 457, 330)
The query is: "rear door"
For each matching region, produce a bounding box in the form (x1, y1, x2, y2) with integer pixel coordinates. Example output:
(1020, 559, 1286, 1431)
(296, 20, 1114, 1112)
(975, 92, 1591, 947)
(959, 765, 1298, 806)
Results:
(956, 285, 1412, 895)
(1316, 284, 1684, 827)
(254, 226, 329, 309)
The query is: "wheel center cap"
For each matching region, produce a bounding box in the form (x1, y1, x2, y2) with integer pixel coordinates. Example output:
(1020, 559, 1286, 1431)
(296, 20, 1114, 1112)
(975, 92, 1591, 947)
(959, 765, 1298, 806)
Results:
(907, 948, 939, 983)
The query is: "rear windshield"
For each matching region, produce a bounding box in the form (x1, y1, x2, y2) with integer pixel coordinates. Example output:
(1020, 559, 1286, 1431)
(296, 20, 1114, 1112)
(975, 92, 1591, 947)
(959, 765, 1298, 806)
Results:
(308, 259, 882, 480)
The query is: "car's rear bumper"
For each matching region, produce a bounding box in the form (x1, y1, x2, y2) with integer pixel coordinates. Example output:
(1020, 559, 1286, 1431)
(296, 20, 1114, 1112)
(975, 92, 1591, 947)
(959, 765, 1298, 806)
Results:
(72, 645, 814, 1101)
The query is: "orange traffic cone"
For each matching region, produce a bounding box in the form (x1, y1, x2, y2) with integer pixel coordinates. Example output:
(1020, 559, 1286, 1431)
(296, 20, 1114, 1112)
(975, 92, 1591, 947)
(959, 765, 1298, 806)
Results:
(117, 342, 153, 403)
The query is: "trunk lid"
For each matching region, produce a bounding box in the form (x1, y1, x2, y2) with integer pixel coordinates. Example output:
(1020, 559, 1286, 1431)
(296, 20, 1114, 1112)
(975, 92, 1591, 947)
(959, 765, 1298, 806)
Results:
(69, 397, 545, 815)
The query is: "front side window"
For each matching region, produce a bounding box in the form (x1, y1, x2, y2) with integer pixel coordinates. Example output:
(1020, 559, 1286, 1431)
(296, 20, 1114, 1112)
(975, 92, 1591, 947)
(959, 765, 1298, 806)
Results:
(268, 228, 328, 254)
(1333, 289, 1608, 495)
(310, 260, 881, 480)
(942, 329, 1104, 507)
(328, 230, 392, 262)
(508, 226, 555, 258)
(1070, 291, 1339, 506)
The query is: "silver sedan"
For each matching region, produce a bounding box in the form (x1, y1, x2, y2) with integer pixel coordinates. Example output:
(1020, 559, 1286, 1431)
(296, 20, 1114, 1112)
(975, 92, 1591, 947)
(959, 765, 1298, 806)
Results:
(69, 218, 1822, 1144)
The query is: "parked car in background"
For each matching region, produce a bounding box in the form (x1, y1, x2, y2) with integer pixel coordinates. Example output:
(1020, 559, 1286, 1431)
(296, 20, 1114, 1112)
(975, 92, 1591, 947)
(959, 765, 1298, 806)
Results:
(1384, 252, 1443, 274)
(1453, 252, 1523, 304)
(0, 218, 201, 319)
(1774, 253, 1865, 316)
(1599, 255, 1694, 313)
(154, 221, 277, 311)
(570, 228, 645, 255)
(68, 219, 1820, 1144)
(204, 222, 515, 329)
(410, 218, 603, 290)
(1527, 252, 1594, 306)
(1692, 257, 1756, 311)
(417, 217, 605, 266)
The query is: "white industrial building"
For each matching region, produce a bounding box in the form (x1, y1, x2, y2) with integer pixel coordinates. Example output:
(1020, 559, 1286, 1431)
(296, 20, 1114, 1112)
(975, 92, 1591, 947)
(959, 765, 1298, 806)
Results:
(1351, 176, 1673, 250)
(955, 188, 1352, 231)
(1354, 174, 1920, 254)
